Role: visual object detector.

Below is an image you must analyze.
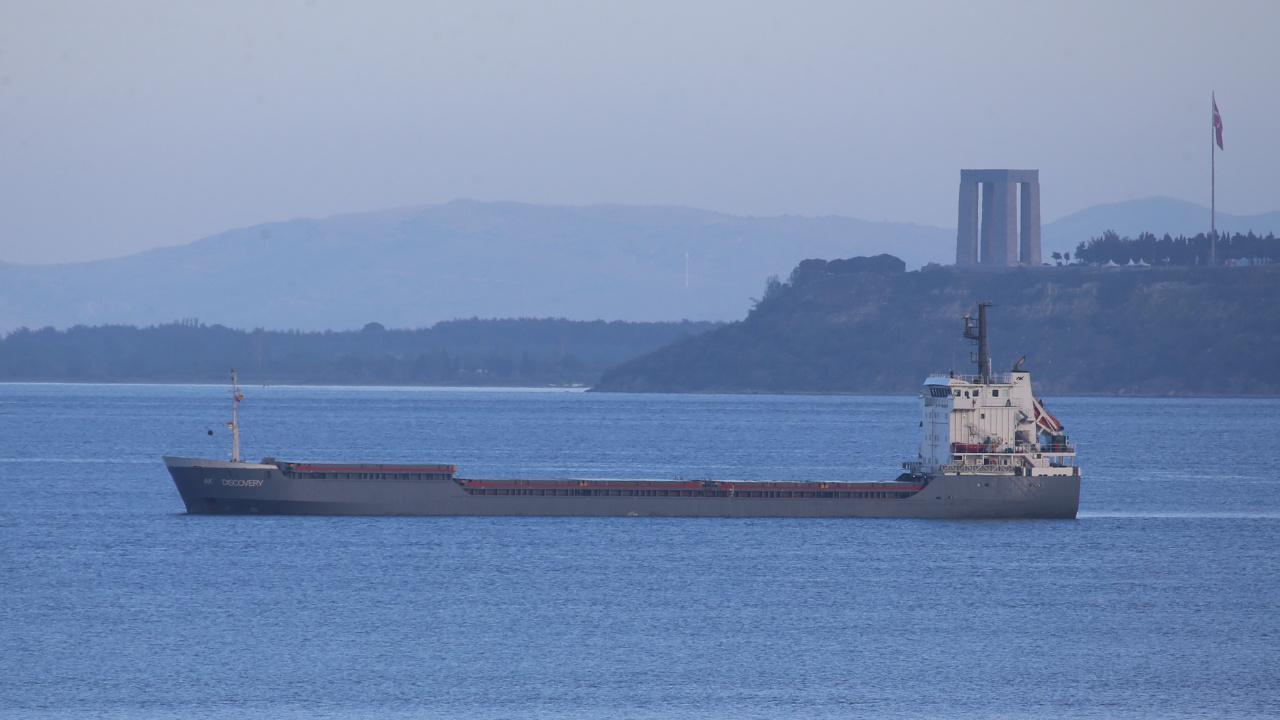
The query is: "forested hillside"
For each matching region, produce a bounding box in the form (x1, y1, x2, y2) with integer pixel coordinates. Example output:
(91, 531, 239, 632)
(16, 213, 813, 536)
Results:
(0, 318, 718, 386)
(1073, 230, 1278, 266)
(594, 259, 1280, 396)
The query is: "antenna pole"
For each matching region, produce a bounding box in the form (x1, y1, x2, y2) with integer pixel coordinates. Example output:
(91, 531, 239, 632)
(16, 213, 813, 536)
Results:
(978, 302, 991, 383)
(230, 369, 241, 463)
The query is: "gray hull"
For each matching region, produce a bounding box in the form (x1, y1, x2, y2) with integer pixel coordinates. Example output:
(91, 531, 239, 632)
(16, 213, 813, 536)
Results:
(164, 457, 1080, 520)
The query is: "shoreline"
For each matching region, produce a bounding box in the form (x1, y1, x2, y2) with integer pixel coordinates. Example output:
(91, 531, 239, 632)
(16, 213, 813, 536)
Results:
(3, 379, 1277, 399)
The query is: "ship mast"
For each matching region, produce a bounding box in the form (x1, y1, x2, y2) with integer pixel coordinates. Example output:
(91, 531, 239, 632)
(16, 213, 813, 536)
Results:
(230, 369, 242, 463)
(963, 302, 994, 384)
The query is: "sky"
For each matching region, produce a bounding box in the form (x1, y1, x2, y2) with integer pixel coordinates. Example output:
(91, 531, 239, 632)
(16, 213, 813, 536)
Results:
(1, 1, 1277, 265)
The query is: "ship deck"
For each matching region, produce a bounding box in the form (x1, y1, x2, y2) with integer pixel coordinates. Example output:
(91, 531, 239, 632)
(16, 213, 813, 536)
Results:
(458, 477, 925, 500)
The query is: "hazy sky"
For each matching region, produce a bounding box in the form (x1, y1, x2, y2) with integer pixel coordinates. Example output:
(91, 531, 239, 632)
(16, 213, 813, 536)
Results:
(1, 1, 1277, 264)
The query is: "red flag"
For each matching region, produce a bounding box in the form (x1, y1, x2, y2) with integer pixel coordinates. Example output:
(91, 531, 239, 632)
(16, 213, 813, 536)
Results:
(1212, 95, 1224, 150)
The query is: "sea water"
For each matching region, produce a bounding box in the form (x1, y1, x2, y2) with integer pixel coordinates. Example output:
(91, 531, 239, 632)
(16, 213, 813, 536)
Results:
(1, 384, 1277, 719)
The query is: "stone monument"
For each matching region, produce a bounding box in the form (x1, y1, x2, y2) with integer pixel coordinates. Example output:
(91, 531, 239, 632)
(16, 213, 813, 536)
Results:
(955, 169, 1041, 266)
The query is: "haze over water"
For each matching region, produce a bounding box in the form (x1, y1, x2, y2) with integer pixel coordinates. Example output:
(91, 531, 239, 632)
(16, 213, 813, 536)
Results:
(2, 384, 1277, 719)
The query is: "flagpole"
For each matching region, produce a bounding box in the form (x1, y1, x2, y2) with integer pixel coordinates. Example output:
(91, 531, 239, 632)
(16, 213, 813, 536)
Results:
(1211, 93, 1216, 266)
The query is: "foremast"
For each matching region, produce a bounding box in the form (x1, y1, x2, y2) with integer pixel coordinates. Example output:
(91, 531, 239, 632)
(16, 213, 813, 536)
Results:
(229, 370, 243, 463)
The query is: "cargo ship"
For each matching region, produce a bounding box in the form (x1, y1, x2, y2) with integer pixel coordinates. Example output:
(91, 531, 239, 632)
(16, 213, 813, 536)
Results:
(163, 304, 1080, 518)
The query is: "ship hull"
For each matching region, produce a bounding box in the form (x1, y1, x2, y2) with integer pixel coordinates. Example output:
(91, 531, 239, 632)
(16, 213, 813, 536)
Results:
(164, 457, 1079, 520)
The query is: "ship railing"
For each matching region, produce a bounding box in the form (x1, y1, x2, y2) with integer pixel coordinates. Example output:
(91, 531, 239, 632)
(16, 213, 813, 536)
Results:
(941, 464, 1018, 474)
(951, 444, 1073, 455)
(928, 372, 1012, 385)
(902, 461, 923, 473)
(1024, 455, 1076, 468)
(948, 450, 1073, 468)
(952, 444, 1034, 456)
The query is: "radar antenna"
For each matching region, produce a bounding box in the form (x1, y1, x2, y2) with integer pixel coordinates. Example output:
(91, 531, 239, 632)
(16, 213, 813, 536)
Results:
(963, 302, 994, 384)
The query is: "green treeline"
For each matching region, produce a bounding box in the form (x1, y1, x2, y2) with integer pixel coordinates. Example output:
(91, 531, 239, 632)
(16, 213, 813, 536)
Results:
(0, 318, 720, 385)
(1074, 230, 1278, 266)
(594, 258, 1280, 396)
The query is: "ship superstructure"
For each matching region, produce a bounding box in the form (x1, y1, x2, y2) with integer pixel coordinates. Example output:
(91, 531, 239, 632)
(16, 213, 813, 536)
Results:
(913, 302, 1078, 482)
(163, 305, 1080, 519)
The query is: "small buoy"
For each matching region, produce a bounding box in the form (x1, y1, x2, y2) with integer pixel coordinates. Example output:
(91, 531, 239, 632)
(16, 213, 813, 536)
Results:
(207, 430, 214, 436)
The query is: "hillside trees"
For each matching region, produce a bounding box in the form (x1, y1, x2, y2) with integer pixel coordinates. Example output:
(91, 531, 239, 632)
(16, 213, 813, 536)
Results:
(1074, 230, 1278, 266)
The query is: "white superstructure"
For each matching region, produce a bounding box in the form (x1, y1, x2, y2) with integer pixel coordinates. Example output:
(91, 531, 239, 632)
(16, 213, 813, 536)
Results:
(910, 303, 1078, 479)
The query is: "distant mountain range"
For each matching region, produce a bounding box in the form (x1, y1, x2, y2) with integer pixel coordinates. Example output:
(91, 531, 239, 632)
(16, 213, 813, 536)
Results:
(0, 201, 950, 333)
(1, 197, 1276, 333)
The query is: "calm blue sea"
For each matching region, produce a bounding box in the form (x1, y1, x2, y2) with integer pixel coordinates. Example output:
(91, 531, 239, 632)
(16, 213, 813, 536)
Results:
(1, 384, 1278, 720)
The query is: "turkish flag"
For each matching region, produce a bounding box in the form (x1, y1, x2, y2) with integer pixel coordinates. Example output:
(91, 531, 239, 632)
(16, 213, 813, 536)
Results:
(1213, 96, 1224, 150)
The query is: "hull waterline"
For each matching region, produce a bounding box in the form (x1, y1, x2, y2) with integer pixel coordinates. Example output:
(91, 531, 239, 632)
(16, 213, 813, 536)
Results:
(164, 457, 1080, 520)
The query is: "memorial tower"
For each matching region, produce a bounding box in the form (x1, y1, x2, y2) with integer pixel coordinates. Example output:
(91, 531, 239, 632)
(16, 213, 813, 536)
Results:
(955, 169, 1041, 266)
